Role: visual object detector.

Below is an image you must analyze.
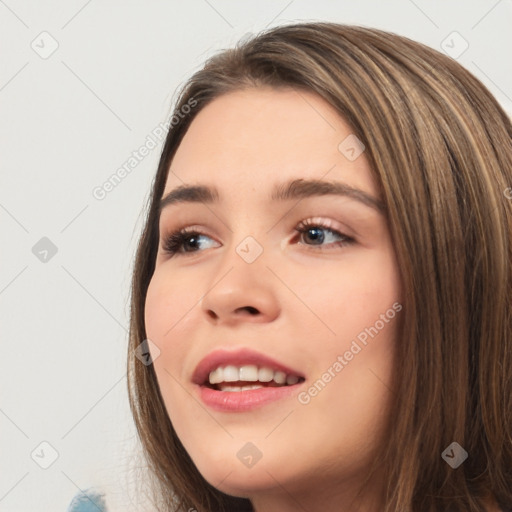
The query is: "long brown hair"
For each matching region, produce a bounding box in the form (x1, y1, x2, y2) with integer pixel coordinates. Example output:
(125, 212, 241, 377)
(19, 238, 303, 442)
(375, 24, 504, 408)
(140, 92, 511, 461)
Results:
(127, 22, 512, 512)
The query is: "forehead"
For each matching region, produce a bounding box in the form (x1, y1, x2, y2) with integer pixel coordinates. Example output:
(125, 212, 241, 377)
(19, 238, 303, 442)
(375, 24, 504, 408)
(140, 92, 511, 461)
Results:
(165, 87, 377, 199)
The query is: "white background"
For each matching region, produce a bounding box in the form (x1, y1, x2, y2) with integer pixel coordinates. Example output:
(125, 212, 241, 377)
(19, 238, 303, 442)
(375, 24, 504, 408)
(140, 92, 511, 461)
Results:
(1, 1, 511, 511)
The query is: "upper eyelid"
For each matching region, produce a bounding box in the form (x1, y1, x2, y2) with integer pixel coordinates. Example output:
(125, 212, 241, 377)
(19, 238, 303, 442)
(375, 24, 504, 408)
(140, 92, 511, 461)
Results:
(159, 215, 353, 233)
(160, 219, 350, 238)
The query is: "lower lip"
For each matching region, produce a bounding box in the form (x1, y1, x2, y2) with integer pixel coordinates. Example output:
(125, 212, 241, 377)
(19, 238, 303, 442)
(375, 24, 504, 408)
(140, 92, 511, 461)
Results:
(197, 383, 303, 412)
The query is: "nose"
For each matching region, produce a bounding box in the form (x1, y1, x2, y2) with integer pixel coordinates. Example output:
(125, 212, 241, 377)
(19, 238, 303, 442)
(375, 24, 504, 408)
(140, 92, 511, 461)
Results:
(200, 242, 281, 326)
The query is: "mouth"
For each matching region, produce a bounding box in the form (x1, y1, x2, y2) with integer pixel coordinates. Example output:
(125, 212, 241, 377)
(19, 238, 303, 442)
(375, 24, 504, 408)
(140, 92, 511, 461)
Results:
(204, 364, 305, 392)
(192, 348, 306, 411)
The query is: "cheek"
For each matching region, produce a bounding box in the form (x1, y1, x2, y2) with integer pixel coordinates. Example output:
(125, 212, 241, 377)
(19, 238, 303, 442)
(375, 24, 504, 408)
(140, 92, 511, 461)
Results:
(144, 269, 201, 347)
(144, 276, 171, 340)
(143, 274, 197, 420)
(299, 251, 401, 345)
(143, 267, 213, 415)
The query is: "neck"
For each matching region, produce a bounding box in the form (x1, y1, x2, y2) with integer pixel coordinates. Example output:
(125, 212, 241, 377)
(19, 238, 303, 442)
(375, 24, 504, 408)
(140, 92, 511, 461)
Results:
(249, 468, 385, 512)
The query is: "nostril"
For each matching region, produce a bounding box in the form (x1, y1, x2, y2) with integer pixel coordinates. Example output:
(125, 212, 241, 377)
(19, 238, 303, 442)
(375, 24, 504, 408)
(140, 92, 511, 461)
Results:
(243, 306, 259, 315)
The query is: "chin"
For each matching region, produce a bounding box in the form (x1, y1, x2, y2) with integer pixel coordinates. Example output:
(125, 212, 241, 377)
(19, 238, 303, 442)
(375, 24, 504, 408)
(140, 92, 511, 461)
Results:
(201, 467, 276, 498)
(186, 446, 289, 496)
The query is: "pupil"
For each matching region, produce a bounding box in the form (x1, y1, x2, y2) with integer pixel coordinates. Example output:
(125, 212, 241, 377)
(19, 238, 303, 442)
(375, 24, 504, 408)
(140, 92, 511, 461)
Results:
(307, 227, 324, 245)
(186, 235, 199, 250)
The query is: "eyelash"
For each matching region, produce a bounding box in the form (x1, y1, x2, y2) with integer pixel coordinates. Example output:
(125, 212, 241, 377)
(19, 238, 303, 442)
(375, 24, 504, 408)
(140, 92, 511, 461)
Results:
(161, 219, 355, 256)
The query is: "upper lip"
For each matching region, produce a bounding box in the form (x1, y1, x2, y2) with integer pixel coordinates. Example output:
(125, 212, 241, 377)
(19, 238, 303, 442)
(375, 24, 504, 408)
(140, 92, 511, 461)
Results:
(192, 348, 305, 385)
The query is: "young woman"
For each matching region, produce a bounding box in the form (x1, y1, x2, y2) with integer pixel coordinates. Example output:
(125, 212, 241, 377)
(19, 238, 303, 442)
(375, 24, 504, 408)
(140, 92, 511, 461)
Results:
(125, 22, 512, 512)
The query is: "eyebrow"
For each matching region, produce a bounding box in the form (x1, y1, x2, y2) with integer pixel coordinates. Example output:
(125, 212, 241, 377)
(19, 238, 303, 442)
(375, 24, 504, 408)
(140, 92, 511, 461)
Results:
(158, 178, 385, 215)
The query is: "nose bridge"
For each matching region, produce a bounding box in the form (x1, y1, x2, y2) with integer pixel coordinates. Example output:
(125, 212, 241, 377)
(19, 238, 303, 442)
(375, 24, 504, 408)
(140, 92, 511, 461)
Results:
(234, 232, 267, 266)
(220, 206, 273, 267)
(199, 225, 280, 323)
(216, 228, 270, 293)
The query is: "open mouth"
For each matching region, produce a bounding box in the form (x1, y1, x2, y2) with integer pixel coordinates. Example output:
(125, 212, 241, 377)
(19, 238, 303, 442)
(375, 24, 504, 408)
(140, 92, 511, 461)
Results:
(204, 364, 305, 392)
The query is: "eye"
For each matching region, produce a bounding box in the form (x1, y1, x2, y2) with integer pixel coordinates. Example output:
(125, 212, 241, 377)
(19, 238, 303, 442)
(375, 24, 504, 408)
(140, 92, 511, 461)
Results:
(293, 218, 355, 249)
(161, 218, 355, 257)
(161, 227, 218, 255)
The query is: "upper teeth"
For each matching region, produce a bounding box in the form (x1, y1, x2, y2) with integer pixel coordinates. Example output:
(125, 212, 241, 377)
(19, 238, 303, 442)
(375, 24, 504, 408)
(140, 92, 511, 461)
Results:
(208, 365, 300, 386)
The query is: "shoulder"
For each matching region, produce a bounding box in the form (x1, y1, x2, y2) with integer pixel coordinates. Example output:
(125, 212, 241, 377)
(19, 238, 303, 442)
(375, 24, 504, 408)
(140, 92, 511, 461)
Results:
(66, 488, 108, 512)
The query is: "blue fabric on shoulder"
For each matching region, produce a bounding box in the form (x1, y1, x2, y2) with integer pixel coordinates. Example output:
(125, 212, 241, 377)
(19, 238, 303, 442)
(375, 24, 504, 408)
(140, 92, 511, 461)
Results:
(66, 488, 107, 512)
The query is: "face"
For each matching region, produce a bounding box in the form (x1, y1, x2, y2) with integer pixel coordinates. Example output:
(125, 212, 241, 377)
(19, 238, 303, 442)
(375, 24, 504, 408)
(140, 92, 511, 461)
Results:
(144, 88, 402, 511)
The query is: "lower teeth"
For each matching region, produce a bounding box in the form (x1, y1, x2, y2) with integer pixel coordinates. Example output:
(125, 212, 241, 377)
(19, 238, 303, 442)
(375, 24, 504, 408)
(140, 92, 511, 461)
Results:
(218, 384, 265, 392)
(210, 379, 304, 392)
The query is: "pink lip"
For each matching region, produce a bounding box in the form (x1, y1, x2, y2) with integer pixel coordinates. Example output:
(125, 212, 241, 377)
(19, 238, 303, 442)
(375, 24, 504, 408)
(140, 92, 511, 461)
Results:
(197, 384, 303, 412)
(192, 348, 305, 412)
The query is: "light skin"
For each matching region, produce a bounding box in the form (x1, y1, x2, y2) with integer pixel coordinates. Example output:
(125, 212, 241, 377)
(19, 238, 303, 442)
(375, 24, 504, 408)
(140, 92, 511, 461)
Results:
(144, 87, 404, 512)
